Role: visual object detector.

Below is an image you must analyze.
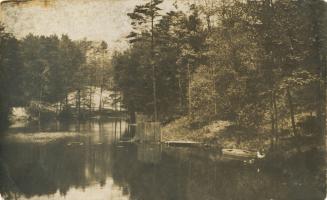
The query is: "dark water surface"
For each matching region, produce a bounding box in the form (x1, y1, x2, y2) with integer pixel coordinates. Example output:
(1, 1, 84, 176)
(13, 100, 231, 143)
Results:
(0, 120, 325, 200)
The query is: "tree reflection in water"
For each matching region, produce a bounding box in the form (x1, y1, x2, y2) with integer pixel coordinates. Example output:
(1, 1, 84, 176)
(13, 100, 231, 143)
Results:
(0, 121, 325, 200)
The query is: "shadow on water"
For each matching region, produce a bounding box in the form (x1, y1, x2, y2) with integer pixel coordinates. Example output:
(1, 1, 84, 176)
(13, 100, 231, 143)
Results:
(0, 120, 325, 200)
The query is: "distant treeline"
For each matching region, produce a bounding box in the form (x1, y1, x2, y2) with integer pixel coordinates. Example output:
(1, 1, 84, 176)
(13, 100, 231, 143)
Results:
(112, 0, 326, 138)
(0, 28, 112, 130)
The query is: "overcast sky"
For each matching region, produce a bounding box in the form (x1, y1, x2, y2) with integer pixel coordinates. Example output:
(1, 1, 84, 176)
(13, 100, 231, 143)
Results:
(0, 0, 184, 52)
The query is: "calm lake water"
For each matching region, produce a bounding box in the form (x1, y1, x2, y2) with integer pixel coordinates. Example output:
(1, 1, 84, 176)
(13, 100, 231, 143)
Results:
(0, 120, 325, 200)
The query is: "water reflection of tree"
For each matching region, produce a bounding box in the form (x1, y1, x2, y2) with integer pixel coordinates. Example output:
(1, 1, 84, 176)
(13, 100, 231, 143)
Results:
(110, 145, 324, 200)
(0, 136, 324, 200)
(0, 138, 113, 199)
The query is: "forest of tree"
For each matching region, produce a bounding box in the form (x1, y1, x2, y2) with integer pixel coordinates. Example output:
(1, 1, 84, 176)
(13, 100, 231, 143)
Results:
(0, 0, 326, 143)
(0, 28, 113, 130)
(0, 25, 21, 130)
(112, 0, 327, 143)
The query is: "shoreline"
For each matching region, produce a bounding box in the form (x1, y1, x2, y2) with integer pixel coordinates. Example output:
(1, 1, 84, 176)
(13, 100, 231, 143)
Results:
(160, 117, 324, 160)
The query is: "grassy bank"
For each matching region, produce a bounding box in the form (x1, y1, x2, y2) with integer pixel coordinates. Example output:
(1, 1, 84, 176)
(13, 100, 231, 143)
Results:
(161, 117, 323, 153)
(162, 117, 270, 150)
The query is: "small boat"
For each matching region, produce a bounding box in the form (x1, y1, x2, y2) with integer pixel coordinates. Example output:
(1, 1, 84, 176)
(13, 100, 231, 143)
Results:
(222, 148, 257, 159)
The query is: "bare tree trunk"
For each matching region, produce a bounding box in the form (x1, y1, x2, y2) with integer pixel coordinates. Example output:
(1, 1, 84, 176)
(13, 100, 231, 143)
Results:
(152, 64, 158, 121)
(205, 9, 217, 116)
(59, 101, 62, 112)
(114, 89, 118, 111)
(211, 65, 217, 115)
(75, 91, 78, 113)
(187, 62, 192, 118)
(119, 91, 122, 112)
(38, 87, 43, 130)
(114, 119, 117, 139)
(89, 87, 92, 115)
(77, 89, 81, 119)
(273, 92, 279, 145)
(56, 102, 59, 116)
(99, 85, 103, 113)
(119, 118, 122, 138)
(99, 51, 105, 114)
(178, 76, 183, 110)
(65, 94, 69, 108)
(151, 6, 158, 122)
(270, 91, 275, 148)
(287, 87, 297, 137)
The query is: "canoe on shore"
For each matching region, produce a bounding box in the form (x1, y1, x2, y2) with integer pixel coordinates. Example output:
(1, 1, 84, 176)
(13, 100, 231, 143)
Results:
(222, 148, 257, 158)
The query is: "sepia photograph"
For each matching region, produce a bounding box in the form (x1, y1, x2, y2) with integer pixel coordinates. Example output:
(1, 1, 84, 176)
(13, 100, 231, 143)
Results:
(0, 0, 326, 199)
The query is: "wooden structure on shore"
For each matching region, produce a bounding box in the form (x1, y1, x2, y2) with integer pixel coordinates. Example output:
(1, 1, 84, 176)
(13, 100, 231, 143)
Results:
(135, 122, 161, 142)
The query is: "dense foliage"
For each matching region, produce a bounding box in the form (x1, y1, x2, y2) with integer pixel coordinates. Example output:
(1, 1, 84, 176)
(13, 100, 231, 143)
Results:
(0, 25, 22, 130)
(0, 27, 112, 128)
(113, 0, 326, 140)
